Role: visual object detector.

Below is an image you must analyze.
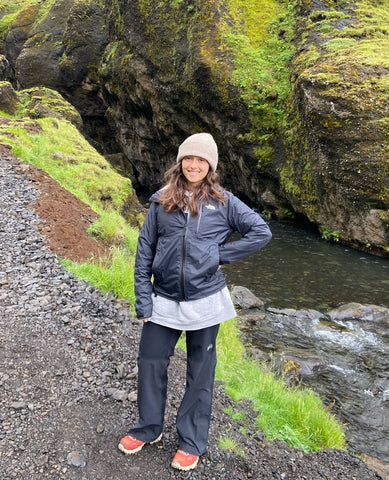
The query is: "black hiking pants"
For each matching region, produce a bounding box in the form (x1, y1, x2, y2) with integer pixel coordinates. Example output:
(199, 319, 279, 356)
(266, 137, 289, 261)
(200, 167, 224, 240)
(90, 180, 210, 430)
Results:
(129, 321, 220, 456)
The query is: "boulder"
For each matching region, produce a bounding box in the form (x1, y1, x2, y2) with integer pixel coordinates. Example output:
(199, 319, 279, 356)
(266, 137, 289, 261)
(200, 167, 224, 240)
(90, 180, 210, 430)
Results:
(328, 303, 389, 325)
(231, 285, 264, 310)
(0, 81, 18, 114)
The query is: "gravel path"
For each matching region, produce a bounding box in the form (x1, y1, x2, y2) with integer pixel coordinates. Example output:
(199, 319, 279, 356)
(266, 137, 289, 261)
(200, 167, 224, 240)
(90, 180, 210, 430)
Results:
(0, 154, 383, 479)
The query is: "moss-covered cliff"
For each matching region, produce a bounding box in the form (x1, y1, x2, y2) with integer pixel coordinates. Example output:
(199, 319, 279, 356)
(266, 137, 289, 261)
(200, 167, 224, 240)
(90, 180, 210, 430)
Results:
(0, 0, 388, 255)
(282, 0, 389, 254)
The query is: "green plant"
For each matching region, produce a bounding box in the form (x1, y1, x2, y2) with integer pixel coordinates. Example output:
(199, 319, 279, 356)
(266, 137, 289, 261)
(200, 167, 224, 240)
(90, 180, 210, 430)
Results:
(62, 247, 136, 308)
(87, 210, 138, 253)
(217, 436, 246, 457)
(320, 226, 341, 242)
(106, 41, 119, 62)
(225, 405, 248, 423)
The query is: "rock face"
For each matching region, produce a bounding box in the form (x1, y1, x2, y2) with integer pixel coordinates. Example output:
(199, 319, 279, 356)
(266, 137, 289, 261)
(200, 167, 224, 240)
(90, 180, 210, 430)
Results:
(0, 0, 388, 255)
(99, 0, 255, 196)
(282, 1, 389, 255)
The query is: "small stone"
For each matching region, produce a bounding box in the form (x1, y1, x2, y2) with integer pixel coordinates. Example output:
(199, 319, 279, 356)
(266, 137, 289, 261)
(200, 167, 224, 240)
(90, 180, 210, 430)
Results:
(128, 392, 137, 402)
(107, 388, 128, 402)
(67, 451, 86, 468)
(35, 454, 49, 466)
(10, 402, 27, 410)
(96, 423, 105, 434)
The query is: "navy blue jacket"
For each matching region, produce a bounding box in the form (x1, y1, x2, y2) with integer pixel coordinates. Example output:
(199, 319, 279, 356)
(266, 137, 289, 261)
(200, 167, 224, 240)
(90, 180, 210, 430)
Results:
(134, 190, 272, 319)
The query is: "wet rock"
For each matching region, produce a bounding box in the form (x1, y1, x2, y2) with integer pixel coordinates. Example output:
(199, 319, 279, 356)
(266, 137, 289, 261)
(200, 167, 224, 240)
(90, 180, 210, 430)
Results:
(231, 286, 264, 310)
(328, 303, 389, 325)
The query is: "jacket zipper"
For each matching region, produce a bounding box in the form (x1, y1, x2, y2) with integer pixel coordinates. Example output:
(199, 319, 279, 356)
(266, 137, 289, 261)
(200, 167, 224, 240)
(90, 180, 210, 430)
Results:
(196, 205, 202, 233)
(180, 212, 189, 300)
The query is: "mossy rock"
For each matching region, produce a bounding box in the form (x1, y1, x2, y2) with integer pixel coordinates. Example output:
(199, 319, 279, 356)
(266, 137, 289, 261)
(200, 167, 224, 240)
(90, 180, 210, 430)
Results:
(17, 86, 83, 128)
(0, 80, 18, 114)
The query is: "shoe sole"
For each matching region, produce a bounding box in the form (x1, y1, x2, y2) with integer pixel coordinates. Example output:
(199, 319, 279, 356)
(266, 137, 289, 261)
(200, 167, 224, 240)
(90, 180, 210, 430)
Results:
(171, 457, 199, 471)
(118, 433, 163, 455)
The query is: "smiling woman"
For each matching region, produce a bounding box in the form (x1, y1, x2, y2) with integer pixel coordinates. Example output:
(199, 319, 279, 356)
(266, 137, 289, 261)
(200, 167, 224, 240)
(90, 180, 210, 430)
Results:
(118, 132, 272, 471)
(181, 156, 210, 188)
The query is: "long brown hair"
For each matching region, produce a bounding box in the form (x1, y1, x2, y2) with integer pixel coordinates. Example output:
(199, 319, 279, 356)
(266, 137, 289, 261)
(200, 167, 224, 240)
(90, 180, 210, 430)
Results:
(160, 162, 226, 216)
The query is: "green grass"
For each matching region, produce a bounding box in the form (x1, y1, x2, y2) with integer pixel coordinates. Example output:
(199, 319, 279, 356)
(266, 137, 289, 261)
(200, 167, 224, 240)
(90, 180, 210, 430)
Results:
(62, 247, 136, 308)
(1, 91, 141, 306)
(218, 320, 345, 451)
(218, 436, 246, 457)
(8, 118, 134, 215)
(0, 114, 141, 246)
(87, 210, 139, 253)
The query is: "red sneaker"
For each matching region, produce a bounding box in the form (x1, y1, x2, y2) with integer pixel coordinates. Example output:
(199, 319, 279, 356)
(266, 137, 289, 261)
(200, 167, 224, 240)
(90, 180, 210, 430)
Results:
(118, 433, 162, 454)
(171, 449, 199, 470)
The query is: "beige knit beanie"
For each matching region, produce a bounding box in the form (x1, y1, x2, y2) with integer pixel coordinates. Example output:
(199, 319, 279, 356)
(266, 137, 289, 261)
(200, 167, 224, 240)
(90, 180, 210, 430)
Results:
(176, 133, 218, 171)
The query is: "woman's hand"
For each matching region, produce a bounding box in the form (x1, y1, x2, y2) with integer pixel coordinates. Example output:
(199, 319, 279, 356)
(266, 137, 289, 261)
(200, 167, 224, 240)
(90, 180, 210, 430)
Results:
(143, 317, 151, 323)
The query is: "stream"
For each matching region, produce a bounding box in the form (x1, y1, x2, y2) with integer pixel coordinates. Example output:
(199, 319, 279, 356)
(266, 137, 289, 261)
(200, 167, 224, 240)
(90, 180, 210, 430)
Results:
(222, 220, 389, 462)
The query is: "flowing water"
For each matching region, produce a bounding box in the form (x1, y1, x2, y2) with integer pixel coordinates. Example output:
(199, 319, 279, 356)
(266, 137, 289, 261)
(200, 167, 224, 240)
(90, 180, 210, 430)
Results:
(223, 220, 389, 311)
(222, 221, 389, 461)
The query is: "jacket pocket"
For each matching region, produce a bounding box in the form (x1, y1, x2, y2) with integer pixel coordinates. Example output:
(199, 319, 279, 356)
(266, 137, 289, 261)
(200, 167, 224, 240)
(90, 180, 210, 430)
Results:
(187, 241, 220, 280)
(152, 236, 181, 284)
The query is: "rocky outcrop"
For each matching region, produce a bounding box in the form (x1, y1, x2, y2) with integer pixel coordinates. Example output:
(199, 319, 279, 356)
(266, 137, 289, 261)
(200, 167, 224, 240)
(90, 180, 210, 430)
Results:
(0, 81, 18, 114)
(282, 1, 389, 255)
(0, 0, 388, 255)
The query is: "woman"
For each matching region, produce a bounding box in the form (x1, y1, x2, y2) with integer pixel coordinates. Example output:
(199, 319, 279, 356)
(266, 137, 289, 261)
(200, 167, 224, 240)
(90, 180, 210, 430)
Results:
(118, 133, 272, 470)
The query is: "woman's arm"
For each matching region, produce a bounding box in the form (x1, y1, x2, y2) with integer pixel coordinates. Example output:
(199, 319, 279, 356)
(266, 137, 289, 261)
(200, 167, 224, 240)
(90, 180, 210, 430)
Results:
(134, 203, 159, 319)
(219, 195, 272, 264)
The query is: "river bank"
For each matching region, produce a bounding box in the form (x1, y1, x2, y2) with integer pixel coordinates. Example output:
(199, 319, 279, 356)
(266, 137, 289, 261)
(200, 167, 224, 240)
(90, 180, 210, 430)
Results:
(0, 153, 385, 479)
(223, 220, 389, 464)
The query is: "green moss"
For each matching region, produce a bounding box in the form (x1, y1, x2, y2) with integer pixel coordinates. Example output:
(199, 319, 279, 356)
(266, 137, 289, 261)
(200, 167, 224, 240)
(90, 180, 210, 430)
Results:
(324, 38, 357, 50)
(279, 165, 301, 198)
(15, 87, 82, 126)
(219, 1, 297, 168)
(106, 41, 119, 61)
(133, 0, 296, 170)
(137, 0, 188, 65)
(310, 10, 348, 22)
(282, 0, 389, 229)
(0, 0, 57, 44)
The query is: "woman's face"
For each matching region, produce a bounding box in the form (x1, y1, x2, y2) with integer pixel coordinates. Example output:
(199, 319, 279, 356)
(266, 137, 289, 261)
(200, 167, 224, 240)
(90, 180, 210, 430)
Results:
(181, 156, 210, 188)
